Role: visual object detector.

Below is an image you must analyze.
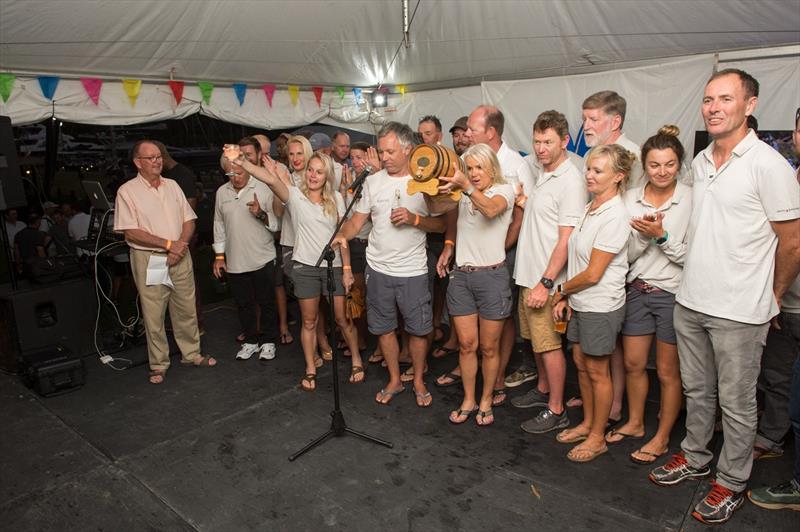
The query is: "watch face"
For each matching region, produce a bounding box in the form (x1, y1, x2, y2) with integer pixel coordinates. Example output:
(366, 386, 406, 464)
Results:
(541, 277, 554, 289)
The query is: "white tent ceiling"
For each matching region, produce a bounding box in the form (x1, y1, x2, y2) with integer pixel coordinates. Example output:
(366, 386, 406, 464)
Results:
(1, 0, 799, 91)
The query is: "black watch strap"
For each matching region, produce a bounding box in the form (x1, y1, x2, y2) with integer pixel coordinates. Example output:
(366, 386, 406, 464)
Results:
(540, 277, 554, 289)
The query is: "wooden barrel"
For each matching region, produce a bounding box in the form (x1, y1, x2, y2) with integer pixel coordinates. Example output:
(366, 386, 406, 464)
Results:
(409, 144, 465, 182)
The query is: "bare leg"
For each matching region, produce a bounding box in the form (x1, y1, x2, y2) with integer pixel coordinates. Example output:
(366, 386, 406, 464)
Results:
(275, 285, 290, 339)
(477, 317, 505, 418)
(298, 298, 321, 390)
(611, 335, 652, 441)
(452, 314, 479, 419)
(409, 332, 431, 406)
(632, 340, 681, 460)
(540, 348, 567, 414)
(610, 339, 625, 421)
(375, 332, 403, 403)
(493, 316, 516, 390)
(332, 295, 364, 381)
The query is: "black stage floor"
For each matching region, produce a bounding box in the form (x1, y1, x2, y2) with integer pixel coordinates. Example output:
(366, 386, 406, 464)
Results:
(2, 302, 797, 531)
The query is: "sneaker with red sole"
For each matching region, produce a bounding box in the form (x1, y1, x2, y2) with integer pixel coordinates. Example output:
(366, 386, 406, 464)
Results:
(692, 481, 745, 524)
(649, 452, 711, 486)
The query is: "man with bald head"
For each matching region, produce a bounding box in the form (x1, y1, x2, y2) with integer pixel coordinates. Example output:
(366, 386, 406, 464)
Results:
(114, 140, 216, 384)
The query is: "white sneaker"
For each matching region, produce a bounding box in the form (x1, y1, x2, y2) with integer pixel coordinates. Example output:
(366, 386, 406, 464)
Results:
(259, 343, 277, 360)
(236, 343, 259, 360)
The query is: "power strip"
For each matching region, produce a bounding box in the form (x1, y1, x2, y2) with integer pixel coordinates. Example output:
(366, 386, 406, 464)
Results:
(100, 355, 113, 364)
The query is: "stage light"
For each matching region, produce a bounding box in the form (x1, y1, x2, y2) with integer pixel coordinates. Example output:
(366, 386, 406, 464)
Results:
(371, 92, 387, 108)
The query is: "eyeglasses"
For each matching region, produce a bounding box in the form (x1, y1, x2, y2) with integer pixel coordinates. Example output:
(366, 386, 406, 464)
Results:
(136, 155, 163, 162)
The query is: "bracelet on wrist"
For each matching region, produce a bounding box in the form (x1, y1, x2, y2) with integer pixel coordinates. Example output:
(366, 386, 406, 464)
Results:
(165, 239, 172, 251)
(413, 214, 420, 226)
(343, 265, 352, 270)
(444, 239, 455, 247)
(215, 254, 225, 260)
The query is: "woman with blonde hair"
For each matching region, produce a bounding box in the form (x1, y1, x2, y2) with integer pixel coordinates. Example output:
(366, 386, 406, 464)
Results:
(551, 144, 635, 462)
(236, 152, 364, 390)
(429, 143, 516, 426)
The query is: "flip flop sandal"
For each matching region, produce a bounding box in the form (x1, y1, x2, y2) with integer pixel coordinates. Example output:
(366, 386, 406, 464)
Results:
(431, 346, 459, 359)
(368, 352, 384, 364)
(181, 355, 217, 367)
(556, 428, 589, 444)
(753, 444, 784, 460)
(476, 409, 494, 426)
(434, 371, 462, 388)
(375, 386, 405, 405)
(414, 389, 433, 408)
(567, 445, 608, 463)
(320, 349, 333, 361)
(630, 448, 668, 465)
(279, 331, 294, 345)
(605, 416, 623, 431)
(566, 396, 583, 408)
(300, 373, 316, 392)
(449, 406, 479, 424)
(314, 356, 324, 368)
(605, 428, 645, 444)
(148, 370, 166, 384)
(400, 366, 428, 382)
(491, 388, 508, 407)
(349, 365, 365, 384)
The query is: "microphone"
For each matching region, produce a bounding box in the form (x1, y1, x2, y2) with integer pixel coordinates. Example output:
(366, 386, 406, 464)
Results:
(347, 166, 373, 192)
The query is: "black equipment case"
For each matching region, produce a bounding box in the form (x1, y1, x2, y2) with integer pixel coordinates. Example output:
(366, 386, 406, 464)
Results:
(19, 345, 86, 397)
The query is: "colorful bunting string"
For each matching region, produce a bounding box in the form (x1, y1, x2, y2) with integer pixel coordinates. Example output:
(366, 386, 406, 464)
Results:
(80, 77, 102, 105)
(287, 85, 300, 106)
(37, 76, 60, 101)
(232, 83, 247, 106)
(262, 84, 276, 107)
(396, 84, 406, 97)
(336, 86, 345, 101)
(168, 80, 185, 105)
(198, 81, 214, 105)
(312, 86, 323, 107)
(352, 87, 362, 104)
(0, 73, 16, 102)
(122, 79, 141, 107)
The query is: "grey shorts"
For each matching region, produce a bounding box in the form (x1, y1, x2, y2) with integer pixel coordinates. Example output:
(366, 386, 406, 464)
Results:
(290, 261, 345, 299)
(349, 238, 368, 275)
(567, 306, 626, 356)
(447, 267, 512, 320)
(622, 283, 677, 344)
(365, 265, 432, 337)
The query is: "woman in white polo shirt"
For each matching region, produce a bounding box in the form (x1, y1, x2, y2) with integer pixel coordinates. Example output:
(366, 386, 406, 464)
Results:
(610, 126, 691, 465)
(236, 153, 362, 391)
(551, 144, 635, 462)
(430, 143, 516, 426)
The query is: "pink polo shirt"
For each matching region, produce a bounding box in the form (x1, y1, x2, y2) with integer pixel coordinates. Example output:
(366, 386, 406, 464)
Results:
(114, 174, 197, 251)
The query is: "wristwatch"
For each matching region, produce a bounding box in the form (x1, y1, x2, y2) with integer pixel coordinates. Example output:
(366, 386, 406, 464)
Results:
(463, 185, 475, 197)
(540, 277, 554, 289)
(256, 211, 267, 222)
(654, 231, 669, 245)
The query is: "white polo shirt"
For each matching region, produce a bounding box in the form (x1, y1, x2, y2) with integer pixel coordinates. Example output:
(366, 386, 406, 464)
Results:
(496, 141, 536, 199)
(287, 187, 345, 267)
(356, 169, 431, 277)
(567, 195, 631, 312)
(455, 183, 515, 267)
(615, 133, 645, 190)
(278, 172, 304, 248)
(213, 177, 277, 274)
(676, 130, 800, 324)
(514, 157, 587, 290)
(623, 181, 692, 294)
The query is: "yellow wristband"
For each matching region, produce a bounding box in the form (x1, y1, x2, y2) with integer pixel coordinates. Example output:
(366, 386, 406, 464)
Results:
(343, 265, 352, 270)
(444, 239, 455, 247)
(414, 214, 420, 226)
(215, 254, 225, 260)
(165, 239, 172, 251)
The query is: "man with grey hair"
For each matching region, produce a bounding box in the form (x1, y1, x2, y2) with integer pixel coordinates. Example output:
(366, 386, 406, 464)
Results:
(334, 121, 446, 408)
(332, 131, 351, 166)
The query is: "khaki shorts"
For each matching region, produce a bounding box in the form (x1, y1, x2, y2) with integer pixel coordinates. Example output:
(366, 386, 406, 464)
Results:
(518, 287, 563, 353)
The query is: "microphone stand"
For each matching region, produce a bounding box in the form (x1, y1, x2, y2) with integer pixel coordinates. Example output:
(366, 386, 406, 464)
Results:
(288, 172, 392, 461)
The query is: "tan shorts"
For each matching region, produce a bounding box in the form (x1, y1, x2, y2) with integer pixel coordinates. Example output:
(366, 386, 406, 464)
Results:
(518, 287, 563, 353)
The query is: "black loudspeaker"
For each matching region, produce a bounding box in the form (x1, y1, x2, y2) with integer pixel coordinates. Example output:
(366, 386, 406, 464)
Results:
(0, 115, 26, 209)
(0, 278, 97, 372)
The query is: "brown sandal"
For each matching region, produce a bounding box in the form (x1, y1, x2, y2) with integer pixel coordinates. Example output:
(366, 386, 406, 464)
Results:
(148, 370, 166, 384)
(301, 373, 316, 391)
(349, 365, 365, 384)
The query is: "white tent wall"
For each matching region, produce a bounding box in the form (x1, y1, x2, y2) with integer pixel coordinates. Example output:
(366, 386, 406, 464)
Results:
(481, 55, 714, 157)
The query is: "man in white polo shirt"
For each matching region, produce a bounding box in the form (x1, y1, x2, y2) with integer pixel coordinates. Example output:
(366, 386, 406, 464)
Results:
(512, 110, 588, 433)
(214, 136, 279, 361)
(333, 122, 446, 407)
(582, 90, 644, 188)
(649, 69, 800, 525)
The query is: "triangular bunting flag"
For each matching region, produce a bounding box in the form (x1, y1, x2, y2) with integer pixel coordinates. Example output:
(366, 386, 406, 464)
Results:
(336, 86, 345, 101)
(80, 77, 103, 105)
(198, 81, 214, 105)
(122, 79, 142, 107)
(233, 83, 247, 106)
(396, 84, 406, 97)
(352, 87, 362, 104)
(262, 84, 276, 107)
(37, 76, 60, 101)
(312, 86, 323, 107)
(168, 80, 184, 105)
(288, 85, 300, 106)
(0, 73, 16, 103)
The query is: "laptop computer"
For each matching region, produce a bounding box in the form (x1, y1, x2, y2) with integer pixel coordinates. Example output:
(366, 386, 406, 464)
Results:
(81, 181, 114, 211)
